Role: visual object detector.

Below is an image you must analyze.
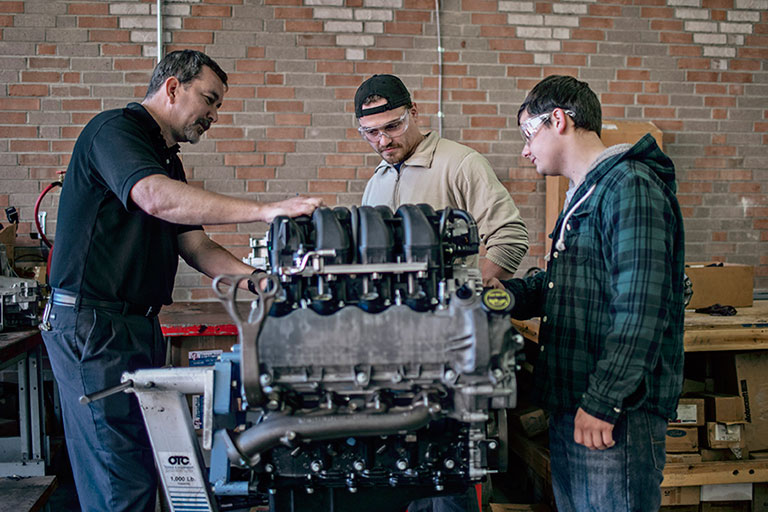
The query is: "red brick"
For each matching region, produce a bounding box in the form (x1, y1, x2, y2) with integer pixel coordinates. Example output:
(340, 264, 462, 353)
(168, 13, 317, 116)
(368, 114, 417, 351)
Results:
(265, 154, 285, 166)
(326, 75, 364, 87)
(0, 14, 11, 26)
(256, 141, 295, 152)
(338, 141, 370, 153)
(641, 7, 673, 17)
(637, 94, 668, 105)
(653, 20, 685, 32)
(553, 54, 587, 66)
(471, 13, 506, 24)
(236, 168, 275, 180)
(460, 0, 497, 11)
(62, 126, 85, 138)
(601, 93, 635, 105)
(29, 57, 69, 69)
(705, 96, 736, 108)
(0, 112, 27, 124)
(246, 181, 267, 193)
(404, 0, 436, 7)
(36, 44, 56, 55)
(183, 18, 222, 30)
(0, 126, 36, 137)
(730, 183, 762, 194)
(318, 168, 355, 180)
(275, 114, 311, 126)
(505, 66, 541, 78)
(462, 104, 497, 115)
(207, 127, 244, 139)
(227, 73, 265, 85)
(562, 41, 598, 53)
(236, 60, 275, 72)
(705, 145, 737, 157)
(265, 0, 300, 4)
(0, 1, 23, 13)
(609, 81, 642, 93)
(308, 47, 345, 60)
(579, 17, 613, 29)
(285, 20, 322, 32)
(470, 116, 506, 128)
(488, 39, 525, 51)
(0, 98, 40, 110)
(191, 5, 231, 16)
(317, 61, 354, 74)
(365, 49, 404, 61)
(678, 58, 710, 69)
(480, 25, 516, 38)
(396, 11, 431, 22)
(383, 21, 422, 35)
(9, 84, 48, 96)
(274, 7, 312, 18)
(78, 16, 118, 28)
(174, 32, 214, 44)
(720, 72, 753, 83)
(617, 69, 650, 81)
(309, 181, 346, 193)
(644, 107, 675, 118)
(589, 4, 622, 16)
(461, 129, 499, 141)
(670, 45, 701, 56)
(450, 90, 488, 102)
(571, 29, 605, 40)
(114, 58, 155, 71)
(686, 71, 720, 82)
(499, 52, 534, 65)
(224, 154, 265, 166)
(297, 34, 336, 47)
(88, 30, 130, 42)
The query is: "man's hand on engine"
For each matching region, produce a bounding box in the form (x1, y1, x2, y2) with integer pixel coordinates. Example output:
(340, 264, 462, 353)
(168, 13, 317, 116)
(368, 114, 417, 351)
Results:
(262, 196, 324, 222)
(484, 277, 506, 290)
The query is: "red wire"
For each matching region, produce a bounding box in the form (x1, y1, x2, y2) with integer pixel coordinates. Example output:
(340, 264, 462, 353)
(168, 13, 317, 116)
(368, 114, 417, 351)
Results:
(34, 181, 61, 249)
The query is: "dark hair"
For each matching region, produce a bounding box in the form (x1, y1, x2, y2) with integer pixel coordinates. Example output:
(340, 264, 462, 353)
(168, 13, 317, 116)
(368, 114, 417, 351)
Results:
(144, 50, 228, 99)
(517, 75, 602, 137)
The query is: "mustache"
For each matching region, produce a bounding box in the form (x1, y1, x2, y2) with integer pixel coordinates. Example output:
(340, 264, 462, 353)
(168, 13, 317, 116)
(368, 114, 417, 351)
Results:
(197, 119, 211, 131)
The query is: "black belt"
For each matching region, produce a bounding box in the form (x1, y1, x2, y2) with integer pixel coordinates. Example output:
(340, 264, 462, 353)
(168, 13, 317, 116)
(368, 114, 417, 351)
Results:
(51, 289, 161, 318)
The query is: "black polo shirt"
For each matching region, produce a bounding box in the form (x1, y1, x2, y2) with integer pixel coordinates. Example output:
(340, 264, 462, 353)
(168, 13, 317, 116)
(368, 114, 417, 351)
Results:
(50, 102, 202, 306)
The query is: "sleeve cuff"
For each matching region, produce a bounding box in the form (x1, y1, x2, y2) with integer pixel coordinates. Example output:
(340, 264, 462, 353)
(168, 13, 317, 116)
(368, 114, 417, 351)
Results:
(579, 392, 623, 425)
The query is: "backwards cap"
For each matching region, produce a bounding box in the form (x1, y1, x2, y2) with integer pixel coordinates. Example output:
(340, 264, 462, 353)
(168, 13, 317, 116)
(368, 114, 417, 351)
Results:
(354, 74, 411, 118)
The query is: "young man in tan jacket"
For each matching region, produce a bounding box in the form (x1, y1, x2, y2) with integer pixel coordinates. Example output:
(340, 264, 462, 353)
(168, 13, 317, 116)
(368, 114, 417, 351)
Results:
(357, 74, 529, 285)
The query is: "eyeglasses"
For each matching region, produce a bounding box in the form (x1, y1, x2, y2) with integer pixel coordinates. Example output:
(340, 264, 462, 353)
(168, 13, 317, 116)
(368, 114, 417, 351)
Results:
(519, 109, 575, 144)
(358, 109, 410, 142)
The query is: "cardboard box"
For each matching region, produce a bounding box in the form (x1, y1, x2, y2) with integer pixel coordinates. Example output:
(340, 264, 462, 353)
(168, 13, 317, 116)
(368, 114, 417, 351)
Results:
(701, 448, 748, 461)
(666, 426, 699, 452)
(699, 393, 746, 424)
(601, 120, 663, 149)
(670, 398, 705, 427)
(713, 352, 768, 451)
(705, 422, 745, 450)
(661, 486, 700, 506)
(701, 483, 752, 502)
(509, 406, 548, 438)
(685, 262, 754, 309)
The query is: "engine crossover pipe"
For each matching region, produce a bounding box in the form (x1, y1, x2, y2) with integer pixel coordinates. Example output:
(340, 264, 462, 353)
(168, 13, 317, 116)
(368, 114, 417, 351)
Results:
(220, 402, 443, 468)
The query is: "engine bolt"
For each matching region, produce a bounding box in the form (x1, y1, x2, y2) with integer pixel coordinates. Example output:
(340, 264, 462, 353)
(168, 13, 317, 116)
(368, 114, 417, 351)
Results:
(355, 372, 367, 384)
(444, 459, 455, 469)
(444, 369, 456, 381)
(488, 441, 498, 450)
(353, 460, 365, 471)
(396, 459, 408, 471)
(264, 464, 274, 473)
(310, 460, 323, 472)
(260, 373, 272, 386)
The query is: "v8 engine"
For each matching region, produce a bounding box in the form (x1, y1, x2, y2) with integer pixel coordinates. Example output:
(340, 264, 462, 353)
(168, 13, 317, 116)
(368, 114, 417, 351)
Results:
(123, 204, 523, 512)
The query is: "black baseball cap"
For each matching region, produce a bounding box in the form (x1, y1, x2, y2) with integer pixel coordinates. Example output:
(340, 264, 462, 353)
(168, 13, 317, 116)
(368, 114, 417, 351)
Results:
(354, 74, 412, 118)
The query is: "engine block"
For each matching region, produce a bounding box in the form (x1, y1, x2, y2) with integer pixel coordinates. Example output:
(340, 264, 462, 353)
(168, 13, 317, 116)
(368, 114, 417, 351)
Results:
(126, 204, 523, 512)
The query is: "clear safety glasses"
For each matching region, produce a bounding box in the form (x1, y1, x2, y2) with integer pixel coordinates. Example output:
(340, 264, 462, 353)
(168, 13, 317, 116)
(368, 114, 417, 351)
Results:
(519, 109, 575, 144)
(358, 109, 410, 143)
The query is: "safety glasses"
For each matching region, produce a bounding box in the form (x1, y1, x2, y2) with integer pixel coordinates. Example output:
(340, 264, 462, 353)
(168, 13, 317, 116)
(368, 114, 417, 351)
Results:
(358, 109, 410, 143)
(519, 109, 575, 144)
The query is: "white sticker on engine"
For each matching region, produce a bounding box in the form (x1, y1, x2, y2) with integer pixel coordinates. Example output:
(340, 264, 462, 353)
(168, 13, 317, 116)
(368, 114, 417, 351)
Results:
(158, 451, 212, 512)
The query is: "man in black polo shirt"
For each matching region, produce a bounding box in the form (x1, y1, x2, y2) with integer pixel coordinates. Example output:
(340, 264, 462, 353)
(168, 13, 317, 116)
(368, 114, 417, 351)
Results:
(41, 50, 322, 512)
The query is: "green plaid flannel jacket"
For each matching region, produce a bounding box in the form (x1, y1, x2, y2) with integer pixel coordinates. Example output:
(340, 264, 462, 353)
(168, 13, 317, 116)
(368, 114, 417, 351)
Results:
(504, 134, 685, 424)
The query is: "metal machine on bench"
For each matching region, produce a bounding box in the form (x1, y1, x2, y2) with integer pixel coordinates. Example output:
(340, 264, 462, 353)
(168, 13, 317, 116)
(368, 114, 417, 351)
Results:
(121, 204, 524, 512)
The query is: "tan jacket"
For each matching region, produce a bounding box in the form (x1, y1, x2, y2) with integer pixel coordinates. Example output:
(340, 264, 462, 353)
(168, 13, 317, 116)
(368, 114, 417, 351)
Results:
(362, 131, 529, 273)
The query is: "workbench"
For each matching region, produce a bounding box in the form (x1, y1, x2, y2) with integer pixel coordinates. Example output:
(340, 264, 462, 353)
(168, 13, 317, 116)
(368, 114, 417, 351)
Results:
(0, 330, 46, 477)
(509, 300, 768, 490)
(159, 301, 238, 367)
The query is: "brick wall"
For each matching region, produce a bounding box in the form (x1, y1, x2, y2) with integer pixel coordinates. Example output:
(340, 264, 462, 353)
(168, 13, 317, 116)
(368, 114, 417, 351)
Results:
(1, 0, 766, 300)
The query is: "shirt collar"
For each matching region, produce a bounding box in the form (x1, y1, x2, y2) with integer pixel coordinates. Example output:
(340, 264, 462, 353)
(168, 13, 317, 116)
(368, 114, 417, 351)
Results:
(125, 102, 181, 155)
(374, 131, 439, 175)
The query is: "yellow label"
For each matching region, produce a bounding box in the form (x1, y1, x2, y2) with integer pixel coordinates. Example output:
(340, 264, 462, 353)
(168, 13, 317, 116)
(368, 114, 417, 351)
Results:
(483, 289, 511, 311)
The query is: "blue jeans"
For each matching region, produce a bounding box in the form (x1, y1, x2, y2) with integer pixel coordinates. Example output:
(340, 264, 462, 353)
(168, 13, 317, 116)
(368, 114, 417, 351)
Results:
(548, 409, 667, 512)
(408, 487, 480, 512)
(42, 304, 165, 512)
